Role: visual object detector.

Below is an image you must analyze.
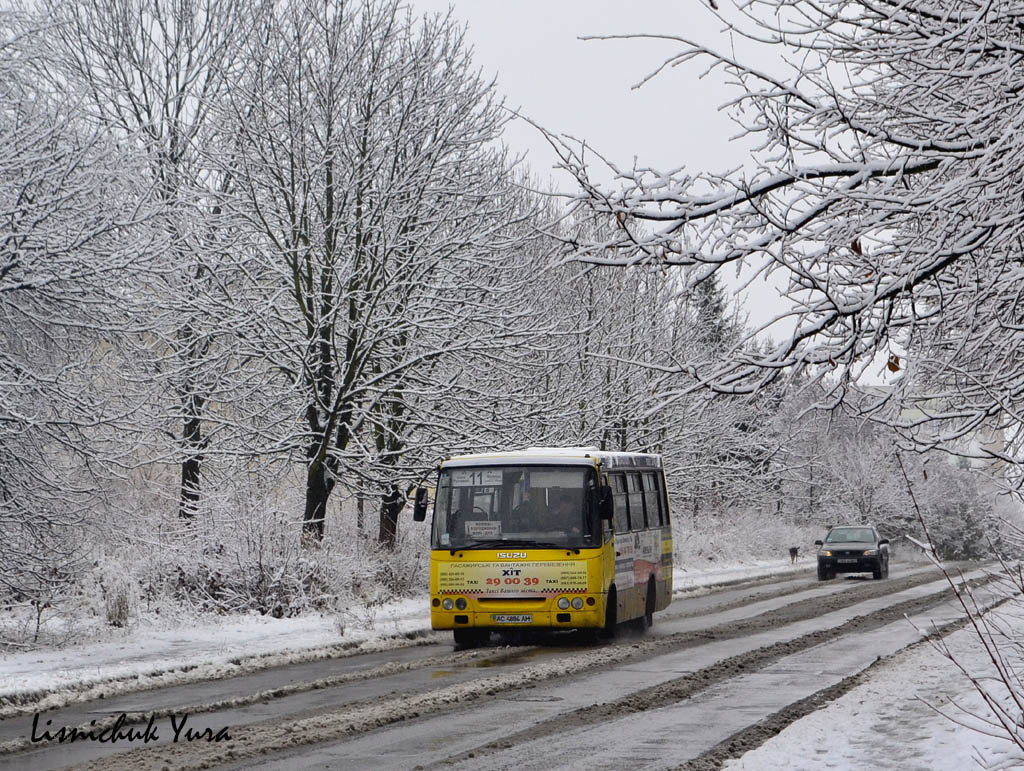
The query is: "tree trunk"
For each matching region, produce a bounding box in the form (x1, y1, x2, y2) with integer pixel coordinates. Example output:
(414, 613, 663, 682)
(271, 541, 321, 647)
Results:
(303, 456, 334, 540)
(378, 484, 404, 550)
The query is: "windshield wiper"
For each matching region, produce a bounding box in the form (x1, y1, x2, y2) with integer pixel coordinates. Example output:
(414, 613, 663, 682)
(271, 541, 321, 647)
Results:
(451, 539, 579, 554)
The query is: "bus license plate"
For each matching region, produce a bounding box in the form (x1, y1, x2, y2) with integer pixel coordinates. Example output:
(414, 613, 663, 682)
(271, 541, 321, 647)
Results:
(491, 614, 532, 624)
(838, 558, 857, 563)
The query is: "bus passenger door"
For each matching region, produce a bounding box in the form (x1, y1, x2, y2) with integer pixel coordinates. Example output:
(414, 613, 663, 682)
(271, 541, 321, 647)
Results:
(611, 473, 634, 618)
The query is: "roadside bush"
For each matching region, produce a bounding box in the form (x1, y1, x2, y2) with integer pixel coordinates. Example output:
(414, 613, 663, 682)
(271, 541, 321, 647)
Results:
(150, 511, 331, 618)
(94, 560, 136, 628)
(124, 488, 430, 620)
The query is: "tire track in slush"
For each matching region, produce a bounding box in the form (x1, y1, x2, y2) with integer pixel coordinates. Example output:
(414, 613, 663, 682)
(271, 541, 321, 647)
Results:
(433, 573, 1000, 770)
(0, 566, 871, 761)
(7, 565, 967, 771)
(70, 568, 983, 771)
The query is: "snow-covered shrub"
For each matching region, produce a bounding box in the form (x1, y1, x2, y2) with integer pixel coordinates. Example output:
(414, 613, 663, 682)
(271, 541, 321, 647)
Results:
(324, 525, 428, 625)
(152, 515, 329, 618)
(105, 586, 131, 628)
(926, 503, 994, 561)
(93, 559, 136, 628)
(125, 484, 430, 620)
(0, 521, 95, 647)
(672, 507, 823, 568)
(0, 459, 433, 644)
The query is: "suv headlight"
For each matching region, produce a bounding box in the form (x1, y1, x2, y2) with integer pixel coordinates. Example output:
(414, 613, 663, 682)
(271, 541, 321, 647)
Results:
(863, 549, 878, 556)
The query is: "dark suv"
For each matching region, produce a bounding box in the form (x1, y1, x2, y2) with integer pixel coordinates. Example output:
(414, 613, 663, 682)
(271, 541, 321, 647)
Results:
(815, 525, 890, 581)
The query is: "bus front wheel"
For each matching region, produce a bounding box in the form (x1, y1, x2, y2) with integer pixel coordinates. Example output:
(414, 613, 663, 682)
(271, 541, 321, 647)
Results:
(599, 588, 617, 639)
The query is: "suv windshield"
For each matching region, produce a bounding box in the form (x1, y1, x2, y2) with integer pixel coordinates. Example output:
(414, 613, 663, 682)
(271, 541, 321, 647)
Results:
(431, 465, 601, 550)
(825, 527, 876, 543)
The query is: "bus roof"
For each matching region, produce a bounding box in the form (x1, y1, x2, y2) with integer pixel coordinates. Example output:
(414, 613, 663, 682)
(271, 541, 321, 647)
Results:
(442, 447, 662, 470)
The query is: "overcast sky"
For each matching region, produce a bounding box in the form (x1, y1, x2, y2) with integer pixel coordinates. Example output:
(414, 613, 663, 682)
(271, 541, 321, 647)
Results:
(405, 1, 824, 355)
(409, 0, 752, 186)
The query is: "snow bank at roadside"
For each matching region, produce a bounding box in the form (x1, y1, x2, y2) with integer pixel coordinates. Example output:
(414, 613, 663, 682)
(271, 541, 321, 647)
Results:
(0, 598, 435, 716)
(673, 560, 810, 591)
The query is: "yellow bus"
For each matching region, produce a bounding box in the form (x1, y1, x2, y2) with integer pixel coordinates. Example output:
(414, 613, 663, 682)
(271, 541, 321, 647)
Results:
(412, 447, 673, 648)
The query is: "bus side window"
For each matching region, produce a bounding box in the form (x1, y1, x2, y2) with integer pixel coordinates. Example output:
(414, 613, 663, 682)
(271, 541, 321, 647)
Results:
(642, 472, 662, 526)
(611, 473, 630, 534)
(627, 473, 646, 529)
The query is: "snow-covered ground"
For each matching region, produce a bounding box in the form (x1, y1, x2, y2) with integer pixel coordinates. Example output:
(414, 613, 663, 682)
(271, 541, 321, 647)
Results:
(672, 559, 810, 591)
(725, 598, 1024, 771)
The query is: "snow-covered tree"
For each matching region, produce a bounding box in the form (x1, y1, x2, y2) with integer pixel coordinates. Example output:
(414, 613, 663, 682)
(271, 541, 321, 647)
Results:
(502, 214, 786, 518)
(42, 0, 257, 519)
(0, 11, 157, 606)
(227, 0, 542, 541)
(561, 0, 1024, 473)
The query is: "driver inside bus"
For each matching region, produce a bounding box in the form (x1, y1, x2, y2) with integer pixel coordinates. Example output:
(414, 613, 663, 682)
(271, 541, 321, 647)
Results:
(511, 490, 543, 531)
(551, 492, 581, 536)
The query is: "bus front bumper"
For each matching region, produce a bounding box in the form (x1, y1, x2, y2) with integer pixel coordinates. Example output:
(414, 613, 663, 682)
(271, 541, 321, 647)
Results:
(431, 607, 604, 630)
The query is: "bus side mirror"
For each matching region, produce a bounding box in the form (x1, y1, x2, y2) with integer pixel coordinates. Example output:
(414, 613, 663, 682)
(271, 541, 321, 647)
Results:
(412, 487, 429, 522)
(597, 485, 613, 521)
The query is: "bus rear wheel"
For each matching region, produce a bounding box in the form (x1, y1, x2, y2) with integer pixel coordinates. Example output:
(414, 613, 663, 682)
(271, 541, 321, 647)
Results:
(632, 580, 655, 632)
(643, 580, 655, 629)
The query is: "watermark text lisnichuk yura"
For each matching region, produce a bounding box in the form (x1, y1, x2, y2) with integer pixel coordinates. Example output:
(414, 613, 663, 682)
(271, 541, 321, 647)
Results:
(31, 712, 231, 745)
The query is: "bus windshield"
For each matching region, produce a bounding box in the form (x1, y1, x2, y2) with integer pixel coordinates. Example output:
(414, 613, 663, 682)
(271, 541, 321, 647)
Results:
(431, 465, 600, 550)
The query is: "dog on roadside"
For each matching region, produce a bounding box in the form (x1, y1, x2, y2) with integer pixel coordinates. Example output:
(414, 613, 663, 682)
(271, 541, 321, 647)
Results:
(788, 546, 799, 564)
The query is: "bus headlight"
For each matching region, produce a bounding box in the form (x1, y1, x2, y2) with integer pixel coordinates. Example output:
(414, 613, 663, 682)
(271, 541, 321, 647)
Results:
(442, 598, 454, 610)
(557, 597, 570, 610)
(455, 597, 468, 610)
(571, 597, 584, 609)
